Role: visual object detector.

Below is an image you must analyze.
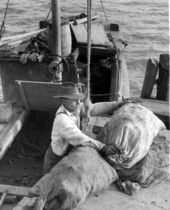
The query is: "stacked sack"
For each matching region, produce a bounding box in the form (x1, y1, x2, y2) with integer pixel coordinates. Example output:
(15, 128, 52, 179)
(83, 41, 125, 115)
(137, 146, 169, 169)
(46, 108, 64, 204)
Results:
(96, 102, 169, 190)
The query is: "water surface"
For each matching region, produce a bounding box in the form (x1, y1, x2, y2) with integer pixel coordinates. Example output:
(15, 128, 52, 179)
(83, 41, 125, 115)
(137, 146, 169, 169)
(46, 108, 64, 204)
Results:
(0, 0, 169, 97)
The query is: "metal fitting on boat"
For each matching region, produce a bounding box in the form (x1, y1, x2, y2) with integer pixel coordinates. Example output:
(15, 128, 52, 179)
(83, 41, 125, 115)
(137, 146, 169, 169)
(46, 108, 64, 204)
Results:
(48, 60, 63, 81)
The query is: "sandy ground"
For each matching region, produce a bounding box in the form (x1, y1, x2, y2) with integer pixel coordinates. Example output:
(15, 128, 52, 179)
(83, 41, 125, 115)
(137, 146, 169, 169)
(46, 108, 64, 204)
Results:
(0, 111, 55, 187)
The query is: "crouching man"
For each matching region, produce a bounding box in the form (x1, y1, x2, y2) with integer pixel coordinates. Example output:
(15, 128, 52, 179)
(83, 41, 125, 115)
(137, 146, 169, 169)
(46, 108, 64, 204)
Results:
(43, 82, 126, 174)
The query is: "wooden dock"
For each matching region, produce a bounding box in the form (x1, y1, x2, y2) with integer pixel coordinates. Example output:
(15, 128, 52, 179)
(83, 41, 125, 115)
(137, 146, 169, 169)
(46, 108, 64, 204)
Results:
(0, 99, 169, 210)
(131, 97, 169, 127)
(1, 121, 169, 210)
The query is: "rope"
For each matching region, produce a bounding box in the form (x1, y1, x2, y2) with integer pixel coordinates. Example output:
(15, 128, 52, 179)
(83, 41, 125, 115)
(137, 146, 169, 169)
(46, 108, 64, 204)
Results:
(99, 0, 128, 101)
(0, 0, 10, 40)
(99, 0, 109, 29)
(91, 92, 120, 96)
(82, 0, 92, 130)
(42, 6, 52, 29)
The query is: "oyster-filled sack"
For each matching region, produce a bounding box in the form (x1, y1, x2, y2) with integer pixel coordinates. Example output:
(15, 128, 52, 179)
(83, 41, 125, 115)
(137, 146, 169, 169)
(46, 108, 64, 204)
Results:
(97, 102, 166, 169)
(30, 147, 118, 210)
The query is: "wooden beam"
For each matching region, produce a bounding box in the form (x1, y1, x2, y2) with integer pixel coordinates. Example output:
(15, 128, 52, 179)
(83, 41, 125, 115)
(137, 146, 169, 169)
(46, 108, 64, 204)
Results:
(15, 81, 63, 111)
(71, 23, 111, 46)
(132, 98, 169, 116)
(0, 107, 29, 160)
(0, 29, 46, 46)
(69, 15, 98, 25)
(0, 185, 30, 197)
(16, 81, 30, 111)
(157, 54, 169, 101)
(140, 58, 159, 99)
(131, 97, 169, 126)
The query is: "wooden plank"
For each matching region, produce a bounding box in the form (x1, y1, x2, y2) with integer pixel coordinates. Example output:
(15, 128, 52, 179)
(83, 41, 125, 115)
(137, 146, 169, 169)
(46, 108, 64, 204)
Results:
(90, 24, 111, 46)
(0, 192, 7, 208)
(16, 81, 84, 111)
(0, 106, 28, 160)
(79, 181, 170, 210)
(17, 81, 30, 111)
(13, 197, 37, 210)
(157, 54, 169, 101)
(16, 81, 63, 111)
(71, 23, 111, 45)
(140, 58, 159, 98)
(69, 15, 98, 25)
(132, 98, 169, 125)
(71, 24, 88, 44)
(0, 185, 30, 197)
(12, 126, 170, 210)
(12, 174, 170, 210)
(0, 29, 46, 46)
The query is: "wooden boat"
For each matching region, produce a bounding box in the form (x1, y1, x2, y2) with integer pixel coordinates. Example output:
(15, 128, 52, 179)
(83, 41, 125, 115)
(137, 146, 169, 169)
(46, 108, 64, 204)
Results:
(0, 0, 169, 209)
(0, 7, 130, 160)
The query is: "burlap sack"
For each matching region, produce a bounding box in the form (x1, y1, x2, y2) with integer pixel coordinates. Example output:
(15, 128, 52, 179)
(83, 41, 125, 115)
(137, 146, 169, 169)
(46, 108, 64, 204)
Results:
(31, 147, 118, 210)
(96, 103, 166, 169)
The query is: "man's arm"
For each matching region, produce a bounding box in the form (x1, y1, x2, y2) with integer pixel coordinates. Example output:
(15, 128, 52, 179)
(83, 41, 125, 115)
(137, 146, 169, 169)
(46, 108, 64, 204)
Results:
(57, 114, 105, 150)
(89, 101, 126, 116)
(54, 114, 117, 156)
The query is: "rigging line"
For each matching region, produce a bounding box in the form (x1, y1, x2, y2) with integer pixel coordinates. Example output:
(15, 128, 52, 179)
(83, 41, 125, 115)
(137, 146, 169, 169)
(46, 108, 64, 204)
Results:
(99, 0, 121, 101)
(99, 0, 109, 29)
(82, 0, 92, 129)
(99, 0, 118, 54)
(0, 0, 10, 40)
(42, 6, 52, 28)
(91, 92, 120, 96)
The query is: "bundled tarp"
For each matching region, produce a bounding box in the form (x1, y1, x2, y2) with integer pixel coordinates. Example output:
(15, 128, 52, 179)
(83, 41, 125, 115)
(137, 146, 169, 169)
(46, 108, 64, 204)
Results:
(30, 147, 118, 210)
(96, 102, 170, 189)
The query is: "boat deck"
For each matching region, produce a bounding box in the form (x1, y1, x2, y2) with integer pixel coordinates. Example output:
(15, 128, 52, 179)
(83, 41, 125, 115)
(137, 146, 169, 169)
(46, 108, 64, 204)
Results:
(79, 179, 170, 210)
(2, 174, 170, 210)
(1, 175, 170, 210)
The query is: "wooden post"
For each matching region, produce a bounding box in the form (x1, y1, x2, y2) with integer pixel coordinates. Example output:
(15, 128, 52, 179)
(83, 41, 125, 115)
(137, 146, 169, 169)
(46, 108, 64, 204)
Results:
(157, 54, 169, 101)
(140, 58, 159, 99)
(51, 0, 62, 81)
(52, 0, 61, 59)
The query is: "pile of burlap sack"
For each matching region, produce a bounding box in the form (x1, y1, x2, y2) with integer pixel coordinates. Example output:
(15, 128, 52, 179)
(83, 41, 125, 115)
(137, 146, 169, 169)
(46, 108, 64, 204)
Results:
(30, 102, 170, 210)
(96, 102, 170, 193)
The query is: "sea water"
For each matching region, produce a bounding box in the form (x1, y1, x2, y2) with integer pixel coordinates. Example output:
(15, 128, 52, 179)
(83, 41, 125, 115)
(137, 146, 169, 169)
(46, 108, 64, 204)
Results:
(0, 0, 169, 98)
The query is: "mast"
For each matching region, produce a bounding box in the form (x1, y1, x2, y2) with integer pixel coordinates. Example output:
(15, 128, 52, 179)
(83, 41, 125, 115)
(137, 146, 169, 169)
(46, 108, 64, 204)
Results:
(87, 0, 91, 103)
(51, 0, 62, 81)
